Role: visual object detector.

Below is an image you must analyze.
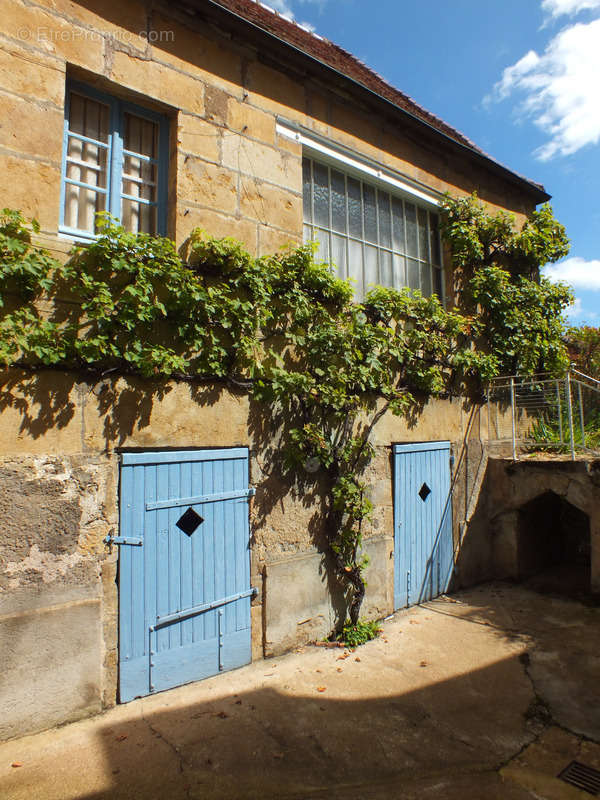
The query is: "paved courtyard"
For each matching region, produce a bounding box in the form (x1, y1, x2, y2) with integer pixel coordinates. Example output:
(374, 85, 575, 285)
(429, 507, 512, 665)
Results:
(1, 582, 599, 799)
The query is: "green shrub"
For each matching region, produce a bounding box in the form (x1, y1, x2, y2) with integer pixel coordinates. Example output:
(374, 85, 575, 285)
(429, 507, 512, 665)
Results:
(338, 619, 382, 648)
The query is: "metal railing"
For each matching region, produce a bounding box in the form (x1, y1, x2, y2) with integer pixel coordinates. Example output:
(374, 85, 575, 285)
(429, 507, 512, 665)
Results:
(487, 370, 600, 460)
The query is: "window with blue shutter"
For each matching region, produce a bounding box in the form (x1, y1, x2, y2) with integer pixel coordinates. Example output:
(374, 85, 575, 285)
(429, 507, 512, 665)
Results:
(60, 80, 169, 239)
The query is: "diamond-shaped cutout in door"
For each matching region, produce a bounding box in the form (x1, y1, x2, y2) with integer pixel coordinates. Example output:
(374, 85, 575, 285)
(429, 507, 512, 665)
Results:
(176, 507, 204, 536)
(418, 483, 431, 502)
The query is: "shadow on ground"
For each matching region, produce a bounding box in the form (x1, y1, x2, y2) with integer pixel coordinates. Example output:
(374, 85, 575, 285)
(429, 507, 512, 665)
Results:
(57, 660, 535, 800)
(2, 584, 599, 800)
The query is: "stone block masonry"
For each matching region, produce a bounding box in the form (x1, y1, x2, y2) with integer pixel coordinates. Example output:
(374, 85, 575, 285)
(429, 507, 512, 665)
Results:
(0, 0, 546, 739)
(0, 0, 534, 251)
(0, 367, 483, 739)
(0, 454, 119, 740)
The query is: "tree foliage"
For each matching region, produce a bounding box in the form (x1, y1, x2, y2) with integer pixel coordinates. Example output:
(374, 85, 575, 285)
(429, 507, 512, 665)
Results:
(0, 197, 573, 628)
(565, 325, 600, 378)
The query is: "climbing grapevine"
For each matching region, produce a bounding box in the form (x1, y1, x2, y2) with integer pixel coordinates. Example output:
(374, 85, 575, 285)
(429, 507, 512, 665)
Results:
(0, 196, 573, 630)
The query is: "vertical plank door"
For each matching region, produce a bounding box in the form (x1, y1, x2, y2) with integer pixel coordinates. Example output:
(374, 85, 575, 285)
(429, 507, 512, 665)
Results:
(393, 442, 453, 609)
(118, 448, 253, 702)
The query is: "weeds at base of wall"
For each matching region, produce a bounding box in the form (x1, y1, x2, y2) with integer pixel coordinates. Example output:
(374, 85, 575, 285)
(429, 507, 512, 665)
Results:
(336, 619, 382, 648)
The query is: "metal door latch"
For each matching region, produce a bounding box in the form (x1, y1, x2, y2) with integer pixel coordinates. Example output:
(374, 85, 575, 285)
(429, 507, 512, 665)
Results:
(104, 532, 143, 546)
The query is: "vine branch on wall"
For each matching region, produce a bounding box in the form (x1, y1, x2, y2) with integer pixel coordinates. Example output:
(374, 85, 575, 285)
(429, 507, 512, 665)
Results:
(0, 198, 572, 629)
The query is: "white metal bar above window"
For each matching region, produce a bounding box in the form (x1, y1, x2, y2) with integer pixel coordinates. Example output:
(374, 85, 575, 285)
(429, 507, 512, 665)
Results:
(276, 120, 441, 208)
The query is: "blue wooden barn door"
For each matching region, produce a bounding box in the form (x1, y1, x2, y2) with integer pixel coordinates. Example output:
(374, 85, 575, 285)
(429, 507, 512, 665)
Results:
(117, 449, 253, 702)
(393, 442, 453, 610)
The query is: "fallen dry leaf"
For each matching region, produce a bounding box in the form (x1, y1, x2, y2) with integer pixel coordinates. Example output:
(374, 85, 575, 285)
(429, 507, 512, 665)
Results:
(115, 734, 128, 742)
(337, 654, 349, 661)
(317, 686, 327, 692)
(11, 762, 23, 768)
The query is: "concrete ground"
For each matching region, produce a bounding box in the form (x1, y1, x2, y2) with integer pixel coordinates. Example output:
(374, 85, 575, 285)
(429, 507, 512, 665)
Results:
(1, 582, 599, 800)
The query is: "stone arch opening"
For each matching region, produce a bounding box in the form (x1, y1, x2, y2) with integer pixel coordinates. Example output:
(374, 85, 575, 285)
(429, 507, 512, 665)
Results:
(518, 490, 591, 598)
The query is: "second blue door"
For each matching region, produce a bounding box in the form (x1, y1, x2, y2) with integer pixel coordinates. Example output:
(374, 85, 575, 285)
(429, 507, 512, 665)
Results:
(118, 448, 253, 702)
(393, 442, 453, 609)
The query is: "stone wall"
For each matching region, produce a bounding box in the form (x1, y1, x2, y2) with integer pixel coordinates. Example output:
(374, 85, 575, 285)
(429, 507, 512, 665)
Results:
(0, 0, 545, 739)
(2, 0, 536, 274)
(0, 453, 118, 740)
(0, 369, 483, 737)
(457, 458, 600, 594)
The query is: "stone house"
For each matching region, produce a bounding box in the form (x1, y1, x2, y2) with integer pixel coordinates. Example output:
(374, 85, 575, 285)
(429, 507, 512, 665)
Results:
(0, 0, 560, 740)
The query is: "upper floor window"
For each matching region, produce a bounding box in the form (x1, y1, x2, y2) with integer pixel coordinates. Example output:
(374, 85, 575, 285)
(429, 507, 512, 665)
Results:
(60, 81, 169, 239)
(302, 156, 443, 301)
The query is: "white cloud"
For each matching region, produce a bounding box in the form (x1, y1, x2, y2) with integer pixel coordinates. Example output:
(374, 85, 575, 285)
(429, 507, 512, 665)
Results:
(542, 0, 600, 17)
(257, 0, 324, 27)
(490, 15, 600, 159)
(564, 297, 599, 323)
(493, 50, 541, 101)
(544, 256, 600, 289)
(567, 296, 584, 318)
(262, 0, 294, 17)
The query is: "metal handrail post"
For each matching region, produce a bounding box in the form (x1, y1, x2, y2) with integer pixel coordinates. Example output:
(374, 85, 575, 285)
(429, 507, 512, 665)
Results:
(510, 377, 517, 461)
(577, 380, 585, 448)
(556, 379, 563, 443)
(565, 372, 576, 460)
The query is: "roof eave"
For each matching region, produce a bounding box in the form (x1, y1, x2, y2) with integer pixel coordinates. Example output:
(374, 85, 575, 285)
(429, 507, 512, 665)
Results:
(169, 0, 551, 205)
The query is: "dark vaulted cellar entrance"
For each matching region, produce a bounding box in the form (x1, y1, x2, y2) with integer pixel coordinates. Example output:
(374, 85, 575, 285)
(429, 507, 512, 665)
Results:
(518, 491, 591, 599)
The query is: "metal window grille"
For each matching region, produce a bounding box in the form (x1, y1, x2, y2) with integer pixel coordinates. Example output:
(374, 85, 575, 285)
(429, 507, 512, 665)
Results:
(302, 156, 443, 301)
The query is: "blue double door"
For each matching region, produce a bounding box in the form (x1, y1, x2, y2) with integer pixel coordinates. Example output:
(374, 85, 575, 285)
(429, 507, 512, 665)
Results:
(393, 442, 454, 609)
(118, 449, 253, 702)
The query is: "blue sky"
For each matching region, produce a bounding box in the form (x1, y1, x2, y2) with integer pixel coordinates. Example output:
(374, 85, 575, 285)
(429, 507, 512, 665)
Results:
(267, 0, 600, 326)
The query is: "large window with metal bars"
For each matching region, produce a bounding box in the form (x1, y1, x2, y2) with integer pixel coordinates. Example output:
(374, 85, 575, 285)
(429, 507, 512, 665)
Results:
(302, 156, 443, 300)
(60, 81, 169, 239)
